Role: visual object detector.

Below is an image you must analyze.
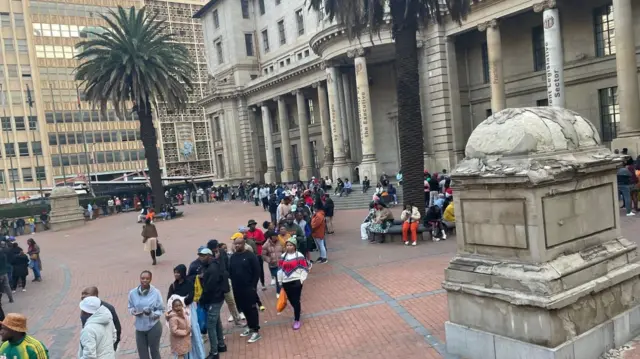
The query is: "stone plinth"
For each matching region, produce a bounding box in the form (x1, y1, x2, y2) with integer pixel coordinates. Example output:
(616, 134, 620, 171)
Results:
(443, 107, 640, 359)
(49, 187, 85, 231)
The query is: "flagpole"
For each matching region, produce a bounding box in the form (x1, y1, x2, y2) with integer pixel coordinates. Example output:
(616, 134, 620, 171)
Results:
(1, 84, 19, 203)
(49, 84, 67, 186)
(25, 85, 43, 198)
(75, 85, 94, 197)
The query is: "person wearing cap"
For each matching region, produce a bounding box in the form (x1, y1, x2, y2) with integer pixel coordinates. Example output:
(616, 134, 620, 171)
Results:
(78, 296, 116, 359)
(81, 287, 121, 351)
(0, 313, 49, 358)
(198, 247, 228, 358)
(246, 219, 266, 291)
(277, 236, 309, 330)
(231, 231, 255, 254)
(207, 240, 243, 325)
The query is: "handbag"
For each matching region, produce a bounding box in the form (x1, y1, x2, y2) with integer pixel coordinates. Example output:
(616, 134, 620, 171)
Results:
(196, 305, 208, 334)
(155, 242, 164, 257)
(276, 288, 287, 313)
(29, 254, 38, 261)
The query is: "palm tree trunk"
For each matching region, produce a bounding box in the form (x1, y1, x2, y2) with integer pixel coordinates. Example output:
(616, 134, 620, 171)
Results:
(137, 101, 165, 211)
(390, 0, 424, 215)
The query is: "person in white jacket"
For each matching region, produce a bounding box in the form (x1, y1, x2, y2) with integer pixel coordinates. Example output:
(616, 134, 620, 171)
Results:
(401, 204, 421, 246)
(78, 296, 117, 359)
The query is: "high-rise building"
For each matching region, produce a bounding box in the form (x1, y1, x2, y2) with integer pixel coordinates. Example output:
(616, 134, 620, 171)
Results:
(0, 0, 213, 200)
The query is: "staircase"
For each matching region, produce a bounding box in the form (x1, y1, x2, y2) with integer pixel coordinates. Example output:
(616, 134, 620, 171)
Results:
(331, 184, 404, 210)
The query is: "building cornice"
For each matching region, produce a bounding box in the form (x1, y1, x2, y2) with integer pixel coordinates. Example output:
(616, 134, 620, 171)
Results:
(243, 60, 324, 95)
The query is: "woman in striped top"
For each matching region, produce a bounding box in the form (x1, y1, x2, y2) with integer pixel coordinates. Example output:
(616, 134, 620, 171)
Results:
(277, 236, 309, 330)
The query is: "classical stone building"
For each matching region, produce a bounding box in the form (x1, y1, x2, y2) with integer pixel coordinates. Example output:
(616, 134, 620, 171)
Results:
(195, 0, 640, 184)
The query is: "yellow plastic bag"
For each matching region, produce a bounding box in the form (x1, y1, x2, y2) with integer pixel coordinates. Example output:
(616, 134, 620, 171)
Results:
(194, 275, 203, 303)
(276, 288, 287, 313)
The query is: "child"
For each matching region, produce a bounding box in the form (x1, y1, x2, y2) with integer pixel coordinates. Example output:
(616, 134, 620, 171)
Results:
(167, 298, 191, 359)
(11, 247, 29, 292)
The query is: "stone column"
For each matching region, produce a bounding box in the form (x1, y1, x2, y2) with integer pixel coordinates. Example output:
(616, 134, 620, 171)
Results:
(326, 64, 352, 180)
(260, 104, 277, 184)
(341, 71, 359, 163)
(534, 0, 565, 108)
(348, 48, 380, 182)
(478, 19, 506, 112)
(294, 89, 314, 181)
(336, 69, 351, 163)
(276, 96, 295, 183)
(314, 81, 333, 178)
(219, 110, 232, 178)
(612, 0, 640, 152)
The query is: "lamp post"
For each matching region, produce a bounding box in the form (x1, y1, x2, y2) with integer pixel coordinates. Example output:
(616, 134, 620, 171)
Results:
(0, 84, 19, 203)
(49, 85, 67, 186)
(25, 85, 43, 198)
(76, 85, 94, 197)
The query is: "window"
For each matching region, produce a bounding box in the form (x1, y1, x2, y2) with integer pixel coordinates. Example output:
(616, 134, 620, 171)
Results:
(0, 171, 4, 184)
(291, 144, 299, 170)
(17, 39, 27, 54)
(481, 42, 489, 84)
(259, 0, 265, 15)
(531, 26, 545, 72)
(536, 99, 549, 107)
(51, 156, 59, 167)
(245, 33, 254, 56)
(213, 10, 220, 29)
(594, 4, 615, 57)
(4, 143, 14, 157)
(6, 65, 17, 78)
(275, 147, 283, 172)
(18, 142, 28, 156)
(67, 133, 76, 144)
(28, 116, 37, 130)
(35, 166, 45, 180)
(3, 38, 13, 52)
(215, 40, 223, 64)
(1, 117, 10, 131)
(270, 114, 279, 133)
(0, 13, 10, 27)
(32, 141, 42, 155)
(486, 109, 493, 118)
(8, 169, 18, 183)
(21, 65, 31, 77)
(296, 9, 304, 36)
(278, 20, 286, 45)
(262, 30, 269, 52)
(14, 117, 25, 131)
(13, 13, 24, 27)
(286, 104, 295, 128)
(307, 99, 315, 124)
(48, 134, 57, 145)
(22, 168, 32, 182)
(311, 140, 319, 169)
(241, 0, 250, 18)
(599, 86, 619, 142)
(214, 117, 222, 140)
(58, 133, 67, 145)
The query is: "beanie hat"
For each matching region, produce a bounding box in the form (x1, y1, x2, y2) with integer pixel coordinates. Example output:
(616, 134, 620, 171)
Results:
(286, 235, 297, 248)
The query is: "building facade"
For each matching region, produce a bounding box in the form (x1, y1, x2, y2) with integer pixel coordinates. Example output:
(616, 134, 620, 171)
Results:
(195, 0, 640, 184)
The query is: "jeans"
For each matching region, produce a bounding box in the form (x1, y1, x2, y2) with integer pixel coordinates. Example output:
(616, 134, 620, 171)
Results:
(261, 197, 269, 210)
(313, 237, 327, 259)
(29, 224, 35, 233)
(206, 301, 225, 354)
(135, 321, 162, 359)
(269, 267, 281, 294)
(282, 280, 303, 321)
(429, 191, 439, 207)
(234, 288, 260, 332)
(30, 260, 41, 280)
(360, 222, 369, 241)
(224, 280, 240, 322)
(621, 184, 633, 214)
(0, 274, 12, 302)
(257, 256, 265, 287)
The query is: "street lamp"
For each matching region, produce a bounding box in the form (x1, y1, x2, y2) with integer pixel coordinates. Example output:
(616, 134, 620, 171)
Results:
(25, 85, 43, 198)
(0, 84, 19, 203)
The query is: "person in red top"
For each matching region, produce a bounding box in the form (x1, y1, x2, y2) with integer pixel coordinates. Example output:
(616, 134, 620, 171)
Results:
(246, 219, 267, 291)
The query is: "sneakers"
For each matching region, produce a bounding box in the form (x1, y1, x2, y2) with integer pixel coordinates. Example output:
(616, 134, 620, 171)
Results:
(21, 288, 25, 292)
(404, 241, 409, 246)
(248, 332, 262, 343)
(442, 232, 448, 240)
(411, 241, 417, 246)
(293, 321, 301, 330)
(276, 293, 280, 299)
(259, 305, 266, 311)
(433, 237, 441, 242)
(240, 329, 251, 337)
(270, 279, 276, 286)
(11, 290, 15, 294)
(217, 345, 227, 353)
(239, 313, 246, 320)
(317, 258, 328, 264)
(628, 212, 636, 217)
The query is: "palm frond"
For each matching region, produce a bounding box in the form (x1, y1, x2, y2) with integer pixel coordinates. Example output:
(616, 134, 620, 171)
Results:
(74, 5, 195, 115)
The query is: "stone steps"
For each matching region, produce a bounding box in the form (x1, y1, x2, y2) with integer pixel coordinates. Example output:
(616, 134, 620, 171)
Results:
(331, 184, 403, 210)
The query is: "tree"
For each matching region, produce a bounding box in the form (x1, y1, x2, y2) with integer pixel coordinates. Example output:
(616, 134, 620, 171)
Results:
(309, 0, 472, 213)
(75, 6, 194, 210)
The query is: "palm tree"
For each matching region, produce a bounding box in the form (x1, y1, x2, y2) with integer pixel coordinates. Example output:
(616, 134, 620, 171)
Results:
(309, 0, 472, 213)
(75, 6, 194, 210)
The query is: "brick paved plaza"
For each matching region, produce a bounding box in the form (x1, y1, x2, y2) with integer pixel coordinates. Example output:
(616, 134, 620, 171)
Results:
(6, 202, 640, 358)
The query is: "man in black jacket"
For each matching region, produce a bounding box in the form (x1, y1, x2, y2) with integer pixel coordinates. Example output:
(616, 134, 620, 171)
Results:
(208, 239, 243, 325)
(81, 286, 121, 350)
(199, 248, 228, 359)
(230, 238, 261, 343)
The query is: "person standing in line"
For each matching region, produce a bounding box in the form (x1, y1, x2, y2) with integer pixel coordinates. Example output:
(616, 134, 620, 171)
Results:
(277, 237, 309, 330)
(324, 194, 335, 234)
(199, 248, 228, 359)
(166, 265, 205, 359)
(167, 297, 191, 359)
(141, 219, 159, 265)
(0, 313, 49, 358)
(26, 238, 42, 282)
(206, 241, 243, 325)
(0, 244, 13, 302)
(229, 238, 262, 343)
(77, 296, 116, 359)
(259, 185, 270, 211)
(261, 231, 284, 298)
(81, 286, 122, 351)
(11, 247, 29, 293)
(311, 201, 327, 264)
(245, 219, 266, 291)
(268, 194, 279, 224)
(128, 270, 164, 359)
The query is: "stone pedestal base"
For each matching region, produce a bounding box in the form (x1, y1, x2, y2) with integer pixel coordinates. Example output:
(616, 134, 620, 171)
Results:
(358, 160, 381, 184)
(320, 165, 333, 180)
(49, 187, 85, 232)
(332, 162, 352, 182)
(298, 167, 314, 182)
(611, 134, 640, 157)
(264, 170, 277, 185)
(280, 169, 296, 184)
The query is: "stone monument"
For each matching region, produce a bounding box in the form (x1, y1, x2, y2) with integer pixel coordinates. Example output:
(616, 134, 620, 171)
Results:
(49, 187, 85, 231)
(443, 107, 640, 359)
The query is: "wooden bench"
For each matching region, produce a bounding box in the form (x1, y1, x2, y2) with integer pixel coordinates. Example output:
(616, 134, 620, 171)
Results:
(370, 220, 428, 243)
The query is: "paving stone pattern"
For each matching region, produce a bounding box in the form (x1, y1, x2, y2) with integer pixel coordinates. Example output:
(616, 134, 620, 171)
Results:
(6, 202, 640, 358)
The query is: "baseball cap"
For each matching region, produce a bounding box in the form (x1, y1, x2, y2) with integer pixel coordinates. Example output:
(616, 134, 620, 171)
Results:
(198, 248, 213, 255)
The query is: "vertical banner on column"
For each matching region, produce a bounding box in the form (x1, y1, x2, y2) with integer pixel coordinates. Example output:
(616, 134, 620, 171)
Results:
(176, 122, 195, 161)
(544, 7, 564, 108)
